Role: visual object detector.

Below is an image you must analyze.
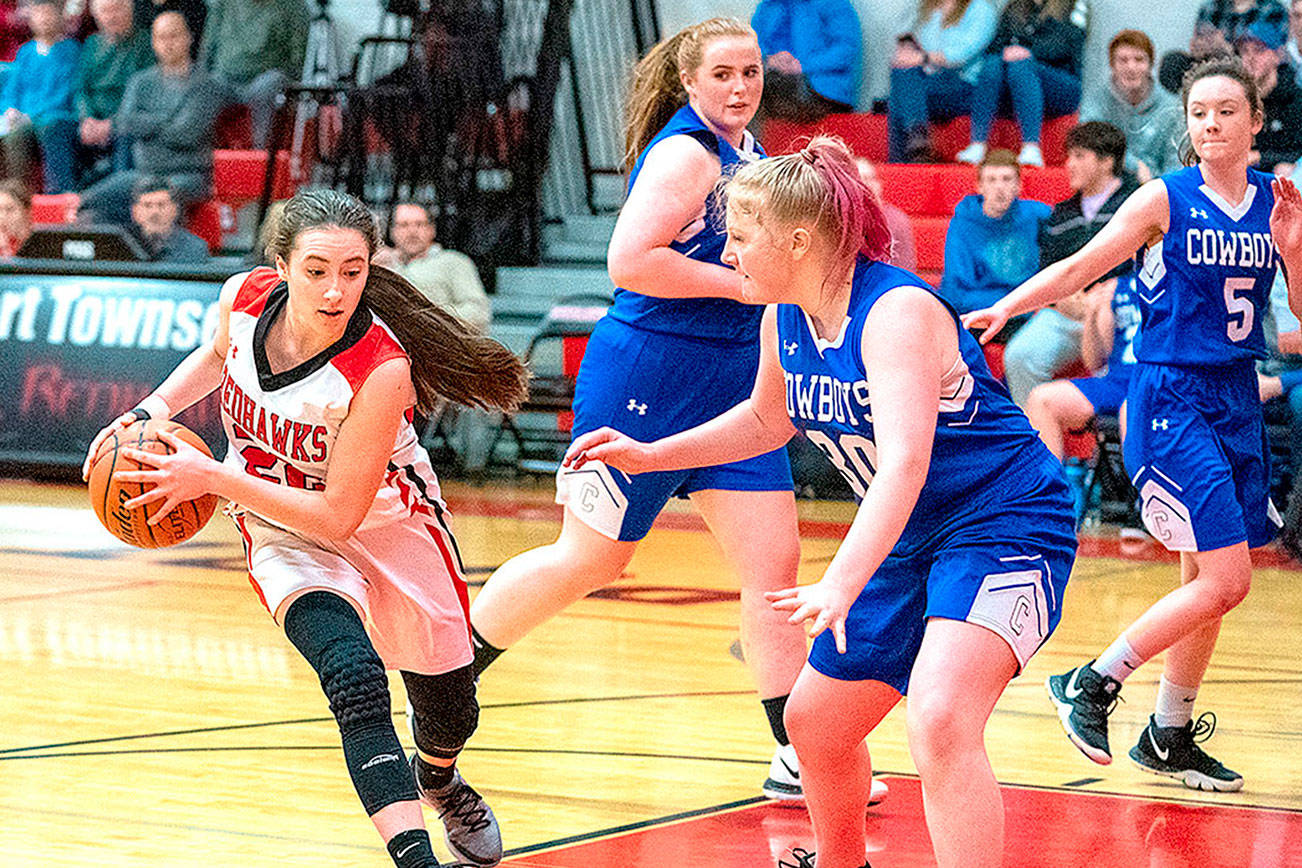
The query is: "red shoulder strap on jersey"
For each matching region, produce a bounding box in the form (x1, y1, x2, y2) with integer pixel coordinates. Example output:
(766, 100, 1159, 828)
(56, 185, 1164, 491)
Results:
(231, 267, 282, 316)
(331, 324, 410, 392)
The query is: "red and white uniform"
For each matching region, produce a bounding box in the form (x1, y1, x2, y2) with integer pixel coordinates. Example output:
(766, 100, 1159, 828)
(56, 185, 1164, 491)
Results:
(222, 267, 472, 675)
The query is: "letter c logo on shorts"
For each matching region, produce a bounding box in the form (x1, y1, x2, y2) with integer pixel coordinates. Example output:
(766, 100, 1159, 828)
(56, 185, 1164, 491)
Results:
(580, 483, 599, 512)
(1009, 596, 1031, 636)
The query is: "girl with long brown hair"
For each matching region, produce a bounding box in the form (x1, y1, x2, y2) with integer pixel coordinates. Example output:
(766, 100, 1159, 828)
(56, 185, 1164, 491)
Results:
(82, 188, 527, 868)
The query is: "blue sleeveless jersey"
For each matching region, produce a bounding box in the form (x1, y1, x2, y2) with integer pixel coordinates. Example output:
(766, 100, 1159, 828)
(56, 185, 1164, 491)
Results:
(777, 259, 1059, 541)
(1133, 166, 1279, 365)
(607, 104, 765, 343)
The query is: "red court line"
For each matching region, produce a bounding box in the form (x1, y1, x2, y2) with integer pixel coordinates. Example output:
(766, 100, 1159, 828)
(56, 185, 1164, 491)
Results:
(452, 494, 1302, 571)
(503, 776, 1302, 867)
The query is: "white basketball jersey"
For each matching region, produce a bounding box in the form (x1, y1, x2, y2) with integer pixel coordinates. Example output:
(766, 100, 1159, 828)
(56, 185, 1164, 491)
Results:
(220, 268, 446, 532)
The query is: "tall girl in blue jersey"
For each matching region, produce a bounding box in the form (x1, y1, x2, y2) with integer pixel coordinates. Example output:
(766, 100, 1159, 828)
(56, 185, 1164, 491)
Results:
(966, 56, 1302, 792)
(466, 18, 829, 803)
(564, 137, 1078, 868)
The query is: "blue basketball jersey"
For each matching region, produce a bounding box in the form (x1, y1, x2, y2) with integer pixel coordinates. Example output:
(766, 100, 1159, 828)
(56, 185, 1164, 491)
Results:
(1133, 166, 1279, 365)
(607, 104, 766, 343)
(777, 259, 1057, 540)
(1105, 272, 1141, 373)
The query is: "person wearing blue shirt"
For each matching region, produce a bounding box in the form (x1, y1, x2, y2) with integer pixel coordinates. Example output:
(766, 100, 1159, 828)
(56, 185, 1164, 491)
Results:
(966, 56, 1302, 795)
(565, 136, 1075, 868)
(752, 0, 862, 121)
(0, 0, 80, 192)
(939, 148, 1050, 320)
(888, 0, 999, 162)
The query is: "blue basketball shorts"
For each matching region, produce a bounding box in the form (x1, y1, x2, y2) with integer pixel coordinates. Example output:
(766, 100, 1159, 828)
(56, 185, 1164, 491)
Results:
(1070, 364, 1132, 416)
(557, 318, 793, 542)
(1124, 361, 1280, 552)
(808, 465, 1077, 693)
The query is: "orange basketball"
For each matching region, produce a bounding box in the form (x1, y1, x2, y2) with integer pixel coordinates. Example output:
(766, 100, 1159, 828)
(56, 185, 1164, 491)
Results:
(87, 419, 218, 548)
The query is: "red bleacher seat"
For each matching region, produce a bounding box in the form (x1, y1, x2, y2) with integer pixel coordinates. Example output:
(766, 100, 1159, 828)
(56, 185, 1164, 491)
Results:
(212, 149, 297, 202)
(763, 113, 888, 161)
(187, 200, 223, 253)
(910, 215, 948, 272)
(880, 164, 1070, 217)
(30, 193, 79, 224)
(214, 105, 254, 151)
(932, 114, 1077, 166)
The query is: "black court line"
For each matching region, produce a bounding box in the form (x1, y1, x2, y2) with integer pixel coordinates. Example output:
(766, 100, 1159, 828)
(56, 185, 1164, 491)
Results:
(0, 690, 757, 755)
(1062, 777, 1104, 787)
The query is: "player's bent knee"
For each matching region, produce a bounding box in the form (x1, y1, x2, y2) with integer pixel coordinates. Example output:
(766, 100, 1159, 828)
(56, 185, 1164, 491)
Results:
(403, 665, 480, 758)
(905, 701, 970, 771)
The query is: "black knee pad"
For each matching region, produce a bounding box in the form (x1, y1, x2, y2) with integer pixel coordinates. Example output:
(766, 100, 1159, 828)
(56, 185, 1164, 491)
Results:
(284, 592, 416, 815)
(402, 665, 479, 759)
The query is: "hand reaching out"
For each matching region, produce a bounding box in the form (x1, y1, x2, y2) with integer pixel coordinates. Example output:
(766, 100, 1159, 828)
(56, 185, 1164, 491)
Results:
(1272, 176, 1302, 266)
(562, 426, 660, 475)
(113, 428, 220, 524)
(766, 579, 858, 654)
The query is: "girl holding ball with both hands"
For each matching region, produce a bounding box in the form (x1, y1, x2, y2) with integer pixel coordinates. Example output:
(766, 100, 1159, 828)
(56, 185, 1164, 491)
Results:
(564, 137, 1078, 868)
(966, 56, 1302, 793)
(82, 190, 528, 868)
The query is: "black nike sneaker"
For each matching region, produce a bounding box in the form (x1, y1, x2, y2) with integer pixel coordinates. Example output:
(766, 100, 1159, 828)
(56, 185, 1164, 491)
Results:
(1129, 713, 1244, 792)
(777, 848, 871, 868)
(1046, 661, 1123, 764)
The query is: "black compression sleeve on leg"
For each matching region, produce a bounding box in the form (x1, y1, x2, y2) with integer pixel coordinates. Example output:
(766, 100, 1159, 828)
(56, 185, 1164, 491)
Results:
(762, 695, 791, 746)
(470, 625, 505, 677)
(284, 591, 418, 815)
(402, 664, 479, 760)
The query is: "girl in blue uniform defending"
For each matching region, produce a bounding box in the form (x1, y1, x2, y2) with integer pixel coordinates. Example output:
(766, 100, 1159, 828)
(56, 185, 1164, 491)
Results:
(966, 56, 1302, 792)
(565, 137, 1078, 868)
(468, 18, 862, 804)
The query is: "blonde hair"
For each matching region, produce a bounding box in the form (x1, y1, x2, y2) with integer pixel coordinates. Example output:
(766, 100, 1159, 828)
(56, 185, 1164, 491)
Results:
(725, 135, 892, 272)
(622, 17, 756, 173)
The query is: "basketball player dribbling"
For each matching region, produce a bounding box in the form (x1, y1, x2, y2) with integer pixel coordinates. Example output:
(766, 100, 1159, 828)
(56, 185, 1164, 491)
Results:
(82, 190, 528, 868)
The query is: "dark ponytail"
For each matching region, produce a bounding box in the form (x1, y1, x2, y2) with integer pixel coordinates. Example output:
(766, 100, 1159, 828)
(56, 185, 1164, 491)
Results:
(272, 189, 528, 413)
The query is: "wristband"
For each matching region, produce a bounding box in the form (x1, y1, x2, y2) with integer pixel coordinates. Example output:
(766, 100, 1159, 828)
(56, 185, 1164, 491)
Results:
(132, 394, 172, 422)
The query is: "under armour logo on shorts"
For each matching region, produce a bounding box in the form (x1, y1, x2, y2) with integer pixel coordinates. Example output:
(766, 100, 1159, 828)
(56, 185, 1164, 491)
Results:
(626, 399, 647, 415)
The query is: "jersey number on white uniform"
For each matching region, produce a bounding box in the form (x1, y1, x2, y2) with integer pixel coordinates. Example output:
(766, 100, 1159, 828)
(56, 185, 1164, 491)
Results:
(804, 430, 877, 498)
(241, 444, 326, 490)
(1223, 277, 1255, 342)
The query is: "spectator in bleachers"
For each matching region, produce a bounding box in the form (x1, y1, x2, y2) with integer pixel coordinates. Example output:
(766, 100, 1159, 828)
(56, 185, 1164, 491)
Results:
(0, 0, 30, 64)
(1024, 273, 1139, 459)
(374, 202, 491, 334)
(126, 174, 208, 261)
(1288, 0, 1302, 65)
(78, 11, 221, 224)
(200, 0, 308, 149)
(956, 0, 1089, 168)
(751, 0, 862, 122)
(133, 0, 205, 50)
(1079, 29, 1183, 182)
(939, 148, 1050, 323)
(0, 177, 31, 257)
(75, 0, 154, 185)
(0, 0, 79, 193)
(1235, 21, 1302, 173)
(1002, 121, 1137, 406)
(1158, 0, 1288, 92)
(887, 0, 998, 162)
(855, 156, 917, 270)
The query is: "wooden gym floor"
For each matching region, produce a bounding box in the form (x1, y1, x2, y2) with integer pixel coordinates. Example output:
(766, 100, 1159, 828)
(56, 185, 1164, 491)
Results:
(2, 476, 1301, 866)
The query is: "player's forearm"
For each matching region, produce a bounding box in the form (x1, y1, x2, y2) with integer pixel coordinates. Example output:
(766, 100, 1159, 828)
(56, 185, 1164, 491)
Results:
(999, 258, 1099, 318)
(649, 400, 794, 472)
(149, 343, 226, 417)
(608, 248, 745, 301)
(821, 455, 928, 596)
(207, 463, 370, 541)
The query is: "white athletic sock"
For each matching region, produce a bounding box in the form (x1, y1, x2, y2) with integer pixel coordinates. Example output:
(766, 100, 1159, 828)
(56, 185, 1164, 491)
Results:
(1091, 634, 1145, 683)
(1153, 676, 1199, 728)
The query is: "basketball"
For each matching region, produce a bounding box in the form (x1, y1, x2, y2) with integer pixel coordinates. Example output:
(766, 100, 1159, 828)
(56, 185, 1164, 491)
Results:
(87, 418, 218, 548)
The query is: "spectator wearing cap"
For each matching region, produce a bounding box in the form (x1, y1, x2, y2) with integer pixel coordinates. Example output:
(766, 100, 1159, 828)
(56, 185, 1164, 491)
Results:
(856, 157, 917, 271)
(752, 0, 863, 123)
(75, 0, 155, 185)
(200, 0, 308, 149)
(0, 0, 80, 192)
(127, 175, 208, 261)
(1158, 0, 1289, 92)
(1237, 19, 1302, 173)
(1079, 30, 1184, 183)
(78, 11, 222, 224)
